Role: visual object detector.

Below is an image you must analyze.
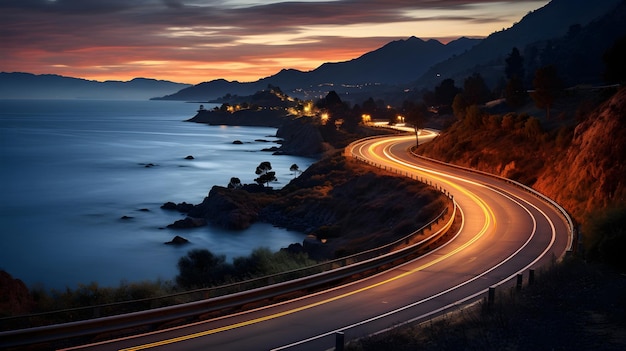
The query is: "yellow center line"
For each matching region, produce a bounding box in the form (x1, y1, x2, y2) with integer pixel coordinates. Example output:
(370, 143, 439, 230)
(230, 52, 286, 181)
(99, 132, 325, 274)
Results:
(122, 138, 496, 350)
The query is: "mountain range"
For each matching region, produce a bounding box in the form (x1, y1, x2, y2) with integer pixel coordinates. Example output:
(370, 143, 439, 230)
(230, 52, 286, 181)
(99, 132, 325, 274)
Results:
(416, 0, 624, 89)
(1, 0, 623, 102)
(154, 36, 480, 102)
(0, 73, 191, 100)
(154, 0, 624, 102)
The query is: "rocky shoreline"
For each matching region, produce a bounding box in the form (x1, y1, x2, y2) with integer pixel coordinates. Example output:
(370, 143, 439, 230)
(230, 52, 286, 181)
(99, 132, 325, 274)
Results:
(162, 152, 449, 260)
(187, 108, 290, 128)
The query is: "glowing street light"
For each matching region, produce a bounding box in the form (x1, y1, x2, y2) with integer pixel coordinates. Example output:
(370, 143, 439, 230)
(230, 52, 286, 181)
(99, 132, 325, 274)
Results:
(321, 112, 329, 125)
(361, 114, 371, 125)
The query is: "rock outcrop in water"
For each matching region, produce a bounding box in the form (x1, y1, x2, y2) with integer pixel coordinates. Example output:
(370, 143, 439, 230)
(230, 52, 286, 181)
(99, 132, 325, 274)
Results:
(187, 108, 290, 128)
(274, 117, 327, 156)
(163, 152, 449, 259)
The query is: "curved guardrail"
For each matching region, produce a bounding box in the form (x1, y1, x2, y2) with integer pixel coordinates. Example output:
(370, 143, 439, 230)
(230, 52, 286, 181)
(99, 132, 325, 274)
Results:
(0, 164, 458, 350)
(344, 129, 575, 253)
(407, 147, 575, 253)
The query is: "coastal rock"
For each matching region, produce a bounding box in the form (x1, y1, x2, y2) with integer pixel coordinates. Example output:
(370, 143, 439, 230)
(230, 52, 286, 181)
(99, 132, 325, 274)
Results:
(167, 216, 207, 229)
(165, 235, 190, 245)
(275, 118, 326, 156)
(184, 155, 194, 160)
(187, 185, 271, 230)
(161, 201, 194, 213)
(281, 243, 306, 255)
(232, 140, 243, 144)
(261, 146, 280, 152)
(0, 270, 34, 315)
(187, 109, 291, 127)
(302, 235, 331, 260)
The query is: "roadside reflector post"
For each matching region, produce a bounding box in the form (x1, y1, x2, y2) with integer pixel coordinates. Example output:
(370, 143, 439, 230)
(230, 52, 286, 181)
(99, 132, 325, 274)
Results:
(335, 331, 345, 351)
(488, 286, 495, 305)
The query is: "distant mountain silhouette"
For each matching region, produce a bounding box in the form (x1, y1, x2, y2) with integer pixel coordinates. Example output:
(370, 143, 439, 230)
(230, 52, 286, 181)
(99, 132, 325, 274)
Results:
(414, 0, 623, 88)
(158, 0, 622, 102)
(522, 0, 626, 87)
(0, 72, 191, 100)
(155, 36, 481, 101)
(5, 0, 621, 102)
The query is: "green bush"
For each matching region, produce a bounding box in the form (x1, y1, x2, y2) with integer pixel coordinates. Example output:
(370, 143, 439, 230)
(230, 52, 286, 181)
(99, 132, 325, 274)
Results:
(583, 205, 626, 270)
(176, 247, 316, 289)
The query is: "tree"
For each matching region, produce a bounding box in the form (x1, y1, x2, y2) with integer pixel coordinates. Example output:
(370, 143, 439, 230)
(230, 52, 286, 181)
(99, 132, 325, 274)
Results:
(463, 73, 491, 106)
(505, 76, 526, 108)
(504, 47, 526, 108)
(530, 65, 563, 120)
(227, 177, 242, 189)
(425, 78, 460, 113)
(289, 164, 300, 179)
(254, 161, 277, 187)
(464, 104, 484, 129)
(603, 35, 626, 84)
(402, 100, 427, 147)
(505, 47, 525, 81)
(452, 93, 468, 121)
(361, 97, 377, 116)
(176, 249, 230, 288)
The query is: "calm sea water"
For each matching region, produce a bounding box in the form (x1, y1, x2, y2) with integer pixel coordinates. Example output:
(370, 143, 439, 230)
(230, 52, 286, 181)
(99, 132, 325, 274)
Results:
(0, 99, 314, 289)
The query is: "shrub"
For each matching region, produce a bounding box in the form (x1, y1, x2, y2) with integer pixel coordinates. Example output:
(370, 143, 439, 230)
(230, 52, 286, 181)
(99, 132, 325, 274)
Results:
(583, 205, 626, 270)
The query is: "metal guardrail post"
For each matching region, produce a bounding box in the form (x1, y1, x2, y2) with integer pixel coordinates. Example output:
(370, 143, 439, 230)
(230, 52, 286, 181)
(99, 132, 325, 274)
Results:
(335, 331, 345, 351)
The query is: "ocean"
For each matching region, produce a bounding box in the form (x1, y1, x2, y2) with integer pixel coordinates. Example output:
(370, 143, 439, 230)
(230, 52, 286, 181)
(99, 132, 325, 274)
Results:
(0, 99, 314, 290)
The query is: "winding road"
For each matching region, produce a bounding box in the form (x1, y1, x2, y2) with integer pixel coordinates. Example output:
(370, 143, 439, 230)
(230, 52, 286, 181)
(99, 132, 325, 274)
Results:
(66, 132, 572, 351)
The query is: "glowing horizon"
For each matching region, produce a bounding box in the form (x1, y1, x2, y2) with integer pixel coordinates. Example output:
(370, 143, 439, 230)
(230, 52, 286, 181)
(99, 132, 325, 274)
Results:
(1, 1, 549, 84)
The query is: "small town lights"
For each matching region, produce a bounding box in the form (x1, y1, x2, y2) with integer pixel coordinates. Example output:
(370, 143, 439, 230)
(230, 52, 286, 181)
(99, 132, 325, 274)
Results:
(321, 112, 329, 124)
(397, 115, 405, 124)
(361, 114, 371, 125)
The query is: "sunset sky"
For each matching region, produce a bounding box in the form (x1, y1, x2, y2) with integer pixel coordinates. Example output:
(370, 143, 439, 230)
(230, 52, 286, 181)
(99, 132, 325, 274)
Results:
(1, 0, 550, 84)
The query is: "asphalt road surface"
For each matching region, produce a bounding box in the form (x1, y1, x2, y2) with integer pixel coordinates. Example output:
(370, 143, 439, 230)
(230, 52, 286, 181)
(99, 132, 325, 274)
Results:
(66, 132, 571, 351)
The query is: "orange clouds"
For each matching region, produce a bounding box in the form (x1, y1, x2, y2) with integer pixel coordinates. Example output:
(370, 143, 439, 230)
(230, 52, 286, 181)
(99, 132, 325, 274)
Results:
(0, 0, 550, 84)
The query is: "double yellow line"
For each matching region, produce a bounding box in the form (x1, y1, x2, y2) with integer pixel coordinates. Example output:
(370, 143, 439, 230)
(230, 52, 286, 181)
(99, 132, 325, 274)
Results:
(122, 138, 496, 350)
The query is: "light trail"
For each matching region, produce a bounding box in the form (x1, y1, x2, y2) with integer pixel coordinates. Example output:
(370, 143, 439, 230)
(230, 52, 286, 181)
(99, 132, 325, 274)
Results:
(61, 130, 570, 351)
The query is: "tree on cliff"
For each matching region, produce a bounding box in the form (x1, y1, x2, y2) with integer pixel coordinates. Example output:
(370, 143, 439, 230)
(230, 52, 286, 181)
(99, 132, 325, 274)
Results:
(531, 65, 563, 120)
(255, 161, 277, 187)
(290, 164, 300, 179)
(603, 35, 626, 84)
(463, 73, 491, 106)
(228, 177, 242, 189)
(423, 78, 461, 114)
(505, 47, 525, 81)
(505, 47, 527, 108)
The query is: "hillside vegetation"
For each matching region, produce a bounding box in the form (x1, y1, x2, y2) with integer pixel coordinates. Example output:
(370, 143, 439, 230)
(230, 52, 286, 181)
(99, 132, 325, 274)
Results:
(417, 87, 626, 268)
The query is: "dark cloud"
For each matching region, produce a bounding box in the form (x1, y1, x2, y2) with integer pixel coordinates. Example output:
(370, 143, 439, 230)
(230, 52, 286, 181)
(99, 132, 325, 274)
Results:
(0, 0, 548, 82)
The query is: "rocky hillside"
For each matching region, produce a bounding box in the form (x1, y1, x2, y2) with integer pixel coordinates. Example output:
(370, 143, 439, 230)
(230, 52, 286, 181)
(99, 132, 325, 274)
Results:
(0, 270, 34, 317)
(534, 89, 626, 220)
(418, 87, 626, 261)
